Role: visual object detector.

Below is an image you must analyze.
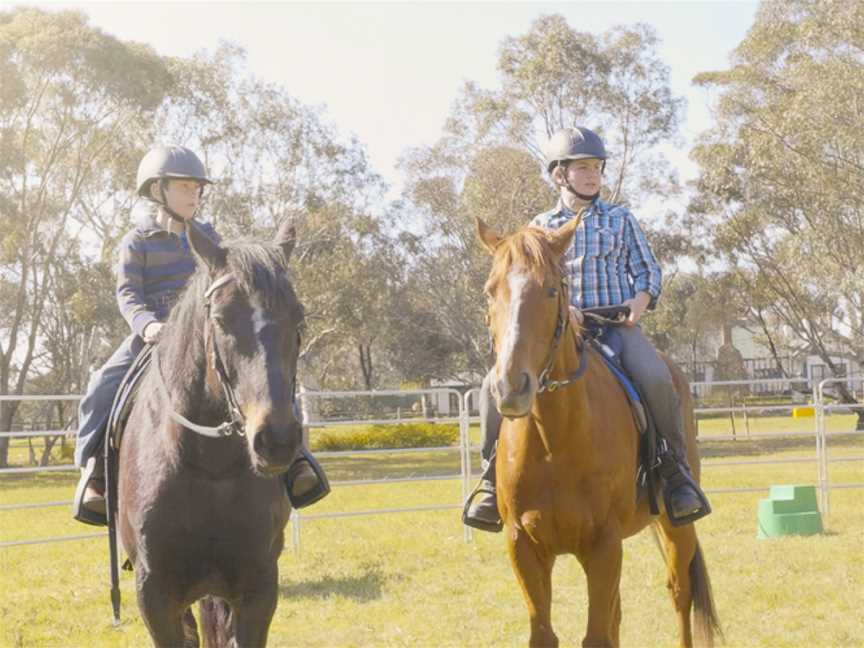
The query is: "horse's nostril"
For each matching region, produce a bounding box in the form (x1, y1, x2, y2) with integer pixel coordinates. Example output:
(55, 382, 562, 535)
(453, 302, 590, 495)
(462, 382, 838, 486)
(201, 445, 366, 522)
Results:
(518, 372, 530, 395)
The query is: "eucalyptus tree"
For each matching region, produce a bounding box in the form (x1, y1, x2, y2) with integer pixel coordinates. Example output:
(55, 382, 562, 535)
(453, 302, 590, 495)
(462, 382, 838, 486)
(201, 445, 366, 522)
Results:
(691, 0, 864, 425)
(0, 8, 170, 464)
(398, 14, 684, 377)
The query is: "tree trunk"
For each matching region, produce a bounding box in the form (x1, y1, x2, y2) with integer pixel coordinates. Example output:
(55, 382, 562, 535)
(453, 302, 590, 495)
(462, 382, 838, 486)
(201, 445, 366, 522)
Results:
(358, 343, 373, 391)
(753, 308, 790, 379)
(811, 347, 863, 430)
(0, 401, 19, 468)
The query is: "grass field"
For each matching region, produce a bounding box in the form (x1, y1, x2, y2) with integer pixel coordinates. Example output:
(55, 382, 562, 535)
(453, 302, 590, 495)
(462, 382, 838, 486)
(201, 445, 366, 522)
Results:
(1, 416, 862, 647)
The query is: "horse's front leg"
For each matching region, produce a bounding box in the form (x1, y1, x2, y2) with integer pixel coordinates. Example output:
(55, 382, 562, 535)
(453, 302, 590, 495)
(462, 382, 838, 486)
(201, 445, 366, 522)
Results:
(233, 569, 279, 648)
(577, 527, 623, 648)
(136, 570, 194, 648)
(507, 523, 558, 647)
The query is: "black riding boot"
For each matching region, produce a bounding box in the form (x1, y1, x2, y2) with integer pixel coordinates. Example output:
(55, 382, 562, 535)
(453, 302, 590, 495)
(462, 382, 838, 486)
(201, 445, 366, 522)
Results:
(462, 449, 502, 532)
(656, 439, 711, 526)
(284, 447, 330, 509)
(462, 370, 503, 532)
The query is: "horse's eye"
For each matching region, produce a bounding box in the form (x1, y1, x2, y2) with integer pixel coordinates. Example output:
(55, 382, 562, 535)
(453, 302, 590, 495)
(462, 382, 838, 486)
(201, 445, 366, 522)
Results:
(548, 287, 558, 298)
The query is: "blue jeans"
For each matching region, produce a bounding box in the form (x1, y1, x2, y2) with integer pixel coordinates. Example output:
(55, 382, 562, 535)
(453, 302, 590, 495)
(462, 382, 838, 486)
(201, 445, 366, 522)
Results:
(74, 334, 144, 467)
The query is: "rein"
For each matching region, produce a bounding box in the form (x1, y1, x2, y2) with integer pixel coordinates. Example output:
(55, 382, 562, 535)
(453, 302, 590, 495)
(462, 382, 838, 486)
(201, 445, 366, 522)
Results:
(152, 273, 246, 439)
(537, 277, 588, 393)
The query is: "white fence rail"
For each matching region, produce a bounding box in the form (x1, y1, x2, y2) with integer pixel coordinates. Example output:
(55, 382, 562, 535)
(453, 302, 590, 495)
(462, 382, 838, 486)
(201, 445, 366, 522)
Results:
(1, 377, 862, 550)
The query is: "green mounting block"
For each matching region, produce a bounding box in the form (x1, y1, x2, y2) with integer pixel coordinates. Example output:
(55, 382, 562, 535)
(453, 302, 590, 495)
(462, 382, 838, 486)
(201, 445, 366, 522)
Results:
(757, 485, 823, 539)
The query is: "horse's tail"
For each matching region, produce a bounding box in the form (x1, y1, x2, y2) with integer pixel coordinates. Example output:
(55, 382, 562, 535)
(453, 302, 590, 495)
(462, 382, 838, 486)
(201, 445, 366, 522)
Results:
(690, 541, 723, 647)
(198, 596, 234, 648)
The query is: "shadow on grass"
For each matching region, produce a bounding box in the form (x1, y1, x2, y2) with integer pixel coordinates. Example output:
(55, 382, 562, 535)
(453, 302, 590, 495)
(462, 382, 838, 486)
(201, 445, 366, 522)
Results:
(699, 434, 863, 459)
(0, 471, 76, 492)
(279, 562, 387, 602)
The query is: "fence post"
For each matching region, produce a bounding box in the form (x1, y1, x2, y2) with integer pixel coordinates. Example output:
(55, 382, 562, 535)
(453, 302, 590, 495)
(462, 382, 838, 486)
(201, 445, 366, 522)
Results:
(815, 380, 830, 515)
(291, 508, 301, 556)
(460, 390, 474, 543)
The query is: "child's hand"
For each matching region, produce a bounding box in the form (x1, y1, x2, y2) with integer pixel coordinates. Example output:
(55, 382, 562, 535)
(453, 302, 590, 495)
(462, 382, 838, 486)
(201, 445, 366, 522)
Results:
(568, 305, 584, 328)
(143, 322, 164, 344)
(622, 292, 651, 326)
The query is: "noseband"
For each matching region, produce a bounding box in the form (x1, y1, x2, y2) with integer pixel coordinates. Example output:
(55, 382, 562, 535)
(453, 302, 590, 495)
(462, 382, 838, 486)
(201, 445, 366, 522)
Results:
(152, 273, 245, 438)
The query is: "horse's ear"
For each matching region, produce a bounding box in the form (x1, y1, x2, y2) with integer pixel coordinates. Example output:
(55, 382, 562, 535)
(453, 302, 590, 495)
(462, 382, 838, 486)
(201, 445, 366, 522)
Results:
(275, 219, 296, 262)
(476, 217, 502, 255)
(547, 208, 586, 258)
(186, 220, 227, 274)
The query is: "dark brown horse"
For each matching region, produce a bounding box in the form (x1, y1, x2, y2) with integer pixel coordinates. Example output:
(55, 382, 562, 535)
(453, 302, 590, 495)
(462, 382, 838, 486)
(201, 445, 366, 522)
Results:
(116, 220, 303, 647)
(476, 215, 721, 648)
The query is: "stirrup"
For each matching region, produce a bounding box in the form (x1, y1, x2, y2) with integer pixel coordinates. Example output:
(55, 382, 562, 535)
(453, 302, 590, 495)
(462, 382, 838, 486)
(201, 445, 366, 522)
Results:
(658, 458, 712, 527)
(663, 487, 711, 527)
(285, 451, 330, 509)
(462, 483, 503, 533)
(72, 456, 107, 527)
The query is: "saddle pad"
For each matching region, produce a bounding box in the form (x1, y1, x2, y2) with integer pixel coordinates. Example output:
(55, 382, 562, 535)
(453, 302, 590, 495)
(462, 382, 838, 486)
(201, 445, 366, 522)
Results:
(107, 344, 154, 450)
(584, 325, 660, 512)
(586, 330, 648, 435)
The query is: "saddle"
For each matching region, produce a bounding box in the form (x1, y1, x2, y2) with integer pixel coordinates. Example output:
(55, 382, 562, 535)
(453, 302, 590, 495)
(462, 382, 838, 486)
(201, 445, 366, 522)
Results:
(107, 344, 154, 451)
(581, 306, 661, 514)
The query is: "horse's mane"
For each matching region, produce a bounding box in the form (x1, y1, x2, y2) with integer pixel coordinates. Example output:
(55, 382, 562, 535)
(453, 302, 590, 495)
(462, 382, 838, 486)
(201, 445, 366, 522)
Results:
(169, 238, 303, 329)
(486, 225, 562, 291)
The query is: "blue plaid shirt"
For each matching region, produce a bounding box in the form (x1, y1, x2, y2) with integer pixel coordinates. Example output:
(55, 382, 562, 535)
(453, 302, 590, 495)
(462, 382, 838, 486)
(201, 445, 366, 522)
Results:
(531, 198, 662, 310)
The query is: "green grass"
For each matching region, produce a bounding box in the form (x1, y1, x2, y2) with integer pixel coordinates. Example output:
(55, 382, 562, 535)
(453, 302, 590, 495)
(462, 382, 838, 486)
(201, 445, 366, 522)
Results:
(0, 420, 862, 647)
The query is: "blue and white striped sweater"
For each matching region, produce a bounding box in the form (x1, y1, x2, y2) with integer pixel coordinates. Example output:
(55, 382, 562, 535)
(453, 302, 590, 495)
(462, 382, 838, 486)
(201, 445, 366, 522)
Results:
(116, 203, 219, 338)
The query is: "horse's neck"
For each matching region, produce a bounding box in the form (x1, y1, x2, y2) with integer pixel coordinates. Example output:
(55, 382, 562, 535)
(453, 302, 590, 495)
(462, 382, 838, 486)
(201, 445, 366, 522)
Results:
(530, 328, 593, 452)
(156, 313, 226, 429)
(148, 319, 249, 475)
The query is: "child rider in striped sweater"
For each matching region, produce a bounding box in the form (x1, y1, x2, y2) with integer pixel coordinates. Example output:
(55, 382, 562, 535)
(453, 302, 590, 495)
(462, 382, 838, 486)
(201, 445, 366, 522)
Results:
(72, 146, 329, 525)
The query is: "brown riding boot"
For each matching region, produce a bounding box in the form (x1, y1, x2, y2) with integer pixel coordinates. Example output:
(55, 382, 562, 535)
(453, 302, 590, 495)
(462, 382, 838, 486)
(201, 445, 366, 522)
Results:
(284, 450, 330, 508)
(72, 456, 107, 526)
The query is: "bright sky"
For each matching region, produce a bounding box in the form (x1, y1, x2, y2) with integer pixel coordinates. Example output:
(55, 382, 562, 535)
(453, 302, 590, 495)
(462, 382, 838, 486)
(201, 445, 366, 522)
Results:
(23, 1, 759, 204)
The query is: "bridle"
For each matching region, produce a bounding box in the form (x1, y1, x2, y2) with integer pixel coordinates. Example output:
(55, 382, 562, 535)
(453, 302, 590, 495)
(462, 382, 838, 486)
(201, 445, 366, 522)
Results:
(152, 272, 299, 439)
(536, 275, 588, 393)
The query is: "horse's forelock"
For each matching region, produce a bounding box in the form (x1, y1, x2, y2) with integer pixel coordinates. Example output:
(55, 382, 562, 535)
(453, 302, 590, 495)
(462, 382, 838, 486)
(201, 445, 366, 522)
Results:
(489, 225, 560, 289)
(225, 242, 300, 314)
(166, 240, 302, 329)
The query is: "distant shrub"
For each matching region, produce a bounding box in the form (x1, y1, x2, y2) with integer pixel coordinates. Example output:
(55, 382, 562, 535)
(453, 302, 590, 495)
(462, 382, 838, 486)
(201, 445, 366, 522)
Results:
(314, 422, 459, 451)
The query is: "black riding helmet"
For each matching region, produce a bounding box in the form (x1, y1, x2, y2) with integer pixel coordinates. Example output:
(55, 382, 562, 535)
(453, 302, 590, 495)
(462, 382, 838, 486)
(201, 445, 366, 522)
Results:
(544, 127, 607, 201)
(136, 145, 213, 196)
(136, 145, 213, 222)
(544, 127, 607, 173)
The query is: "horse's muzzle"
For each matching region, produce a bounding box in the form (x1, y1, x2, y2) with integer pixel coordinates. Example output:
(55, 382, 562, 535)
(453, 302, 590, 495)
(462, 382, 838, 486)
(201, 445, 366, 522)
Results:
(250, 419, 302, 474)
(495, 371, 535, 418)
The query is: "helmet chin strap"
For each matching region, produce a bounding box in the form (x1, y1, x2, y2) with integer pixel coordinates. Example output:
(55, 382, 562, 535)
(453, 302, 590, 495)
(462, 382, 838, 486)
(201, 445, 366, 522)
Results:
(565, 183, 599, 202)
(155, 179, 204, 224)
(158, 183, 188, 224)
(555, 160, 602, 203)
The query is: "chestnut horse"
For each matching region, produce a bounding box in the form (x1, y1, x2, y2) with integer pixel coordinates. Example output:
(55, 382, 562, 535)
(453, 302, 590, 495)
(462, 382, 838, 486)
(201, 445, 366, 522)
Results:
(115, 220, 303, 647)
(476, 215, 720, 648)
